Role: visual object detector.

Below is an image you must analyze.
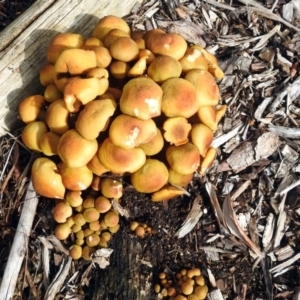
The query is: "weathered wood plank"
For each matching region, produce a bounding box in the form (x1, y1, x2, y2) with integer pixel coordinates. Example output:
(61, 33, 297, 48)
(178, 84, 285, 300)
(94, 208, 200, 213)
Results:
(0, 0, 137, 136)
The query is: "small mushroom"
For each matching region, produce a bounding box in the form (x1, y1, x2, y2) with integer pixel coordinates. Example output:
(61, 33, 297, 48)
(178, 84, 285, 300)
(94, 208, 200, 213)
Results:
(69, 244, 82, 260)
(101, 178, 123, 199)
(151, 185, 185, 202)
(65, 191, 83, 207)
(109, 37, 139, 62)
(199, 147, 217, 175)
(197, 106, 218, 132)
(104, 28, 130, 48)
(54, 223, 71, 240)
(44, 84, 63, 103)
(39, 131, 61, 156)
(53, 201, 73, 223)
(139, 128, 164, 156)
(104, 211, 119, 227)
(109, 61, 130, 79)
(179, 46, 208, 73)
(39, 64, 55, 86)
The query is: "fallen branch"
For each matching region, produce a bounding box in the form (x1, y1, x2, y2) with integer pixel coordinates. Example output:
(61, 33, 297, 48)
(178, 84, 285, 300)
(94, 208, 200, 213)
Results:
(0, 180, 38, 300)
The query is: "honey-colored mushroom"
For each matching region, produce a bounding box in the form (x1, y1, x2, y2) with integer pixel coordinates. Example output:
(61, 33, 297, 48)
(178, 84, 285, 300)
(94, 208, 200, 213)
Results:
(109, 37, 139, 62)
(101, 178, 123, 199)
(75, 98, 117, 140)
(161, 78, 199, 118)
(98, 138, 146, 174)
(166, 143, 200, 175)
(163, 117, 191, 146)
(120, 77, 163, 120)
(53, 201, 73, 223)
(59, 163, 93, 191)
(109, 114, 157, 149)
(18, 95, 45, 124)
(31, 157, 65, 199)
(151, 185, 185, 202)
(57, 129, 98, 168)
(190, 124, 214, 157)
(131, 159, 169, 193)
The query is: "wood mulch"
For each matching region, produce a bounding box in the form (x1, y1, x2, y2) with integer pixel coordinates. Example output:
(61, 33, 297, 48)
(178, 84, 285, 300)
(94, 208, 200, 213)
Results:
(1, 0, 300, 299)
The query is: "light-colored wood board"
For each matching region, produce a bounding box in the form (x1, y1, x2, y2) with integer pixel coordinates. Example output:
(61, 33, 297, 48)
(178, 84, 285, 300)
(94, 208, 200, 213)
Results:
(0, 0, 137, 136)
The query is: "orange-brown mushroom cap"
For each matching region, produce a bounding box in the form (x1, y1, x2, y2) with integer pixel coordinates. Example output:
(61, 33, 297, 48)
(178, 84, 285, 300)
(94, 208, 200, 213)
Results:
(31, 157, 65, 199)
(166, 143, 200, 175)
(120, 77, 163, 120)
(75, 98, 117, 140)
(98, 138, 146, 174)
(18, 95, 45, 124)
(57, 129, 98, 168)
(109, 114, 158, 149)
(131, 159, 169, 193)
(161, 78, 199, 118)
(190, 123, 214, 157)
(151, 185, 185, 202)
(163, 117, 191, 146)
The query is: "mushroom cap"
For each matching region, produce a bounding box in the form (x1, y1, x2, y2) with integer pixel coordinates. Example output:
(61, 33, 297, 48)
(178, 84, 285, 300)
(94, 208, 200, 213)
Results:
(81, 37, 103, 50)
(31, 157, 65, 199)
(194, 285, 208, 299)
(139, 128, 164, 156)
(44, 84, 63, 103)
(45, 99, 69, 135)
(120, 77, 163, 120)
(179, 47, 208, 73)
(18, 95, 45, 124)
(181, 282, 194, 295)
(65, 191, 83, 207)
(57, 129, 98, 168)
(92, 15, 130, 41)
(76, 99, 117, 140)
(21, 121, 48, 152)
(39, 131, 61, 156)
(55, 48, 97, 75)
(185, 69, 220, 107)
(98, 138, 146, 174)
(94, 196, 111, 213)
(101, 178, 123, 199)
(197, 106, 217, 131)
(104, 211, 119, 227)
(163, 117, 191, 146)
(64, 77, 109, 112)
(54, 223, 71, 240)
(190, 124, 214, 157)
(92, 46, 112, 68)
(110, 37, 139, 62)
(168, 168, 193, 187)
(138, 49, 156, 64)
(69, 244, 82, 260)
(191, 45, 224, 79)
(39, 64, 55, 86)
(86, 233, 101, 247)
(151, 185, 185, 202)
(47, 33, 84, 64)
(83, 207, 100, 223)
(59, 163, 93, 191)
(53, 201, 73, 223)
(109, 60, 130, 79)
(104, 28, 130, 48)
(199, 146, 217, 175)
(82, 245, 96, 260)
(127, 57, 147, 77)
(146, 32, 187, 60)
(87, 149, 110, 176)
(161, 78, 199, 118)
(147, 55, 182, 83)
(109, 114, 158, 149)
(166, 143, 200, 175)
(131, 159, 169, 193)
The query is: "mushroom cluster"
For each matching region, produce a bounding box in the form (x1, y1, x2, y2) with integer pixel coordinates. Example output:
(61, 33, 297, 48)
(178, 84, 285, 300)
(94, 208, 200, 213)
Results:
(155, 268, 208, 300)
(18, 15, 225, 258)
(130, 220, 152, 238)
(53, 190, 120, 260)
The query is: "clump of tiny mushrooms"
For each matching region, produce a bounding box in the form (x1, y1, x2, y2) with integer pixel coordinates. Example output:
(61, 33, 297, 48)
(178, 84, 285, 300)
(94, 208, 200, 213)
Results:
(18, 15, 225, 259)
(155, 268, 208, 300)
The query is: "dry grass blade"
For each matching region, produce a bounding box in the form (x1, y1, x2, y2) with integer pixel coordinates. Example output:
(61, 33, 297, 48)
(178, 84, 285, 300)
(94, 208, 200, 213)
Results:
(176, 195, 203, 238)
(222, 195, 263, 258)
(44, 257, 72, 300)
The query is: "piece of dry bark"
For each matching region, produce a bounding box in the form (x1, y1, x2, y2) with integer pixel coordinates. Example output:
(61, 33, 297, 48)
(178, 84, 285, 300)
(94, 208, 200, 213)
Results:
(226, 132, 281, 172)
